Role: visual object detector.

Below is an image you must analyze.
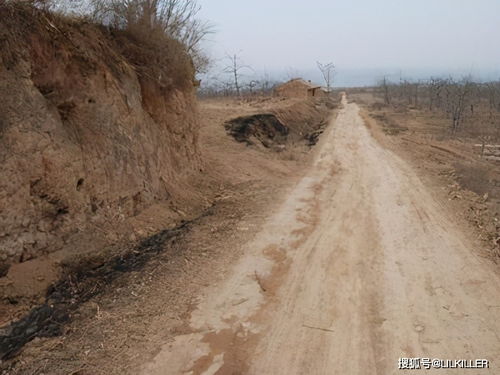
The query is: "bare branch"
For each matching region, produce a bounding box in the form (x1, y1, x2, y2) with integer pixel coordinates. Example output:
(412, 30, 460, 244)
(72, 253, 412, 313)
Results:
(317, 61, 335, 94)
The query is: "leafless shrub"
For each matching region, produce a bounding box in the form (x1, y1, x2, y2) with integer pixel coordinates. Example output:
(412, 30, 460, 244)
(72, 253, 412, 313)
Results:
(20, 0, 213, 74)
(443, 78, 474, 134)
(375, 76, 490, 136)
(427, 77, 448, 111)
(222, 53, 253, 97)
(98, 0, 213, 73)
(379, 76, 391, 105)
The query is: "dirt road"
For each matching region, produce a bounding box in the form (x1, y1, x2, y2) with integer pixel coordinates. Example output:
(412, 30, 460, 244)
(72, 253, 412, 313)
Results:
(141, 96, 500, 374)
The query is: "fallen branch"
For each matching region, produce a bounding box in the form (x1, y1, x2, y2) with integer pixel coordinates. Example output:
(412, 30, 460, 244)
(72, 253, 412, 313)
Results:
(302, 324, 335, 333)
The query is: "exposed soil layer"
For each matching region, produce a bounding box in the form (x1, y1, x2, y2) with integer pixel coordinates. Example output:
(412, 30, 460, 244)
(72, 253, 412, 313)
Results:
(224, 114, 289, 149)
(0, 95, 337, 374)
(223, 98, 334, 151)
(0, 5, 339, 365)
(0, 4, 212, 316)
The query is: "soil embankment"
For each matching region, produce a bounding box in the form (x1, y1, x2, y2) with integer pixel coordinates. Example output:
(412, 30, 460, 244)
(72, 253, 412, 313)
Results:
(1, 92, 336, 372)
(0, 5, 335, 365)
(0, 4, 207, 304)
(224, 98, 333, 150)
(0, 4, 209, 359)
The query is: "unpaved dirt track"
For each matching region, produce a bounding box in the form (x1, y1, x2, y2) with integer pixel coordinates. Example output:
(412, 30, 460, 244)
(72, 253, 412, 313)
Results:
(141, 96, 500, 374)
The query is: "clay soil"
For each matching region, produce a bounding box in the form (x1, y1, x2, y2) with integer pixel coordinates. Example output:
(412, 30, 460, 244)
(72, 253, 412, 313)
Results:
(131, 95, 500, 374)
(5, 93, 500, 374)
(0, 96, 333, 374)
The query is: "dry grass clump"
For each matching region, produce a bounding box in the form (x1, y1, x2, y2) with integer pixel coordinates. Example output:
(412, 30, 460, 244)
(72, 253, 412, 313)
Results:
(113, 27, 194, 93)
(0, 1, 195, 95)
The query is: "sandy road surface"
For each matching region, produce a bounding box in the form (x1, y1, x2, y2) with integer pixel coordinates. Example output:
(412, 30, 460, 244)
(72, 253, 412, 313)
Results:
(141, 96, 500, 374)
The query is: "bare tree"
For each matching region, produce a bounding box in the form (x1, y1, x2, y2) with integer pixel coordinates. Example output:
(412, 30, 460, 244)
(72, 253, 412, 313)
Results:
(223, 53, 251, 97)
(87, 0, 213, 73)
(90, 0, 198, 31)
(317, 61, 335, 94)
(373, 74, 500, 140)
(17, 0, 213, 73)
(380, 76, 391, 105)
(444, 78, 473, 134)
(428, 77, 447, 111)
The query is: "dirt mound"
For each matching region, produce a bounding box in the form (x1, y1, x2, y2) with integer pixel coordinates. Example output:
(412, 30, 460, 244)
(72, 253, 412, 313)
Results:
(0, 5, 211, 308)
(224, 98, 335, 150)
(224, 114, 289, 150)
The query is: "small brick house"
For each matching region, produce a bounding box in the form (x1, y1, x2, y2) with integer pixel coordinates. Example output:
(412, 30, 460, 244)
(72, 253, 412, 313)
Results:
(275, 78, 328, 98)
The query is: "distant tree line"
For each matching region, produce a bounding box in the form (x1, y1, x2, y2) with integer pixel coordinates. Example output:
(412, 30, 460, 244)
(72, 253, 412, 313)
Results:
(199, 55, 336, 99)
(196, 51, 283, 98)
(377, 77, 500, 137)
(198, 74, 283, 98)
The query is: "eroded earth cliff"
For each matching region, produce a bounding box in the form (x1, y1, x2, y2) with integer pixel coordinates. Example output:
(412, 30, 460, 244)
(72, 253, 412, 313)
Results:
(0, 5, 208, 300)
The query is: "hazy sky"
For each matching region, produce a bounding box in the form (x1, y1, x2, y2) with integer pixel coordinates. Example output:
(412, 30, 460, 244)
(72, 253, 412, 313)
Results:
(198, 0, 500, 86)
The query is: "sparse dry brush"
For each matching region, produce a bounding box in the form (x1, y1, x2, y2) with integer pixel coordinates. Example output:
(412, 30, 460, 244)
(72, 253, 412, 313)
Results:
(10, 0, 213, 74)
(1, 0, 197, 94)
(376, 77, 500, 140)
(367, 78, 500, 256)
(197, 76, 283, 98)
(89, 0, 212, 73)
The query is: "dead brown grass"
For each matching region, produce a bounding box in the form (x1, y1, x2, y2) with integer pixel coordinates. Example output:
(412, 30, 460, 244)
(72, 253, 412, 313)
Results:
(1, 96, 324, 375)
(0, 2, 194, 95)
(353, 91, 500, 260)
